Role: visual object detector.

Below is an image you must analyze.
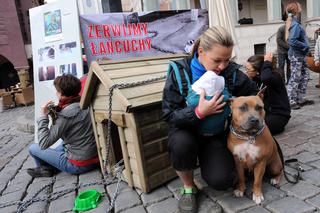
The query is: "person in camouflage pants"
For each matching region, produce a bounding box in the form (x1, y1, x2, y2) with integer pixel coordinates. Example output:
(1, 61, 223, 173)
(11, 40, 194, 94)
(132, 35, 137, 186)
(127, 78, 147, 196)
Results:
(287, 55, 310, 107)
(285, 2, 314, 110)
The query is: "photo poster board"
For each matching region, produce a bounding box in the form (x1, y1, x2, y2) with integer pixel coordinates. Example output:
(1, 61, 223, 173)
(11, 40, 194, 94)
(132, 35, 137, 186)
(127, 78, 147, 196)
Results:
(29, 0, 83, 143)
(80, 9, 209, 65)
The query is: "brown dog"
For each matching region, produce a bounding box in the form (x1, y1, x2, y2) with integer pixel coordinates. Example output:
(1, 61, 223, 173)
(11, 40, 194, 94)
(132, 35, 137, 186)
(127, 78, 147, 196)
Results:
(227, 95, 283, 204)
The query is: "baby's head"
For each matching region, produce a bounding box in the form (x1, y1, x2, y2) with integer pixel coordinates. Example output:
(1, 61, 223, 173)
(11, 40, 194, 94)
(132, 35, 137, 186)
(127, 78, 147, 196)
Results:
(208, 70, 220, 75)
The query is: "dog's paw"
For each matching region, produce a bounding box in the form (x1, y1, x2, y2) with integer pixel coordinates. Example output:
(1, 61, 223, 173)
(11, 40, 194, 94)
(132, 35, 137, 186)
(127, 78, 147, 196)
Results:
(270, 178, 280, 187)
(252, 193, 264, 204)
(234, 189, 244, 197)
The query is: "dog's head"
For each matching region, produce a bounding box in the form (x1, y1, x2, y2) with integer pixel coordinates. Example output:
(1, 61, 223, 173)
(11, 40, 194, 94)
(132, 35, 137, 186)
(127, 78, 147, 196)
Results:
(230, 95, 265, 134)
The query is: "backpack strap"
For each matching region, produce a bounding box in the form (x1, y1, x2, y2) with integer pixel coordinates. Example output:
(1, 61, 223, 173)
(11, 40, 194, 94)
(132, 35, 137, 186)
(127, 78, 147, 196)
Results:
(168, 59, 192, 97)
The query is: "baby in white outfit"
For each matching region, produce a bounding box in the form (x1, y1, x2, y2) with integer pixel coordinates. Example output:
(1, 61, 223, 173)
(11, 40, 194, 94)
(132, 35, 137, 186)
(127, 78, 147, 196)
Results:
(191, 71, 225, 96)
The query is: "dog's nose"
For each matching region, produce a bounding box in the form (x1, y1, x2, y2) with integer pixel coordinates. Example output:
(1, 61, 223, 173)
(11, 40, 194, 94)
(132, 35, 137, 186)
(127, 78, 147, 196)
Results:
(248, 116, 259, 126)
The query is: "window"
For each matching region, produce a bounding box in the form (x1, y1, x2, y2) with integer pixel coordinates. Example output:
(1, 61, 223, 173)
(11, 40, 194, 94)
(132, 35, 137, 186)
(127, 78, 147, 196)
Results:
(254, 43, 266, 55)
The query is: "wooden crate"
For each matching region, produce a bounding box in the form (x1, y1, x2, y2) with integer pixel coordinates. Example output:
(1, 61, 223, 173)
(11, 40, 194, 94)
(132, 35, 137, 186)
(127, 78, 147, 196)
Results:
(80, 55, 187, 192)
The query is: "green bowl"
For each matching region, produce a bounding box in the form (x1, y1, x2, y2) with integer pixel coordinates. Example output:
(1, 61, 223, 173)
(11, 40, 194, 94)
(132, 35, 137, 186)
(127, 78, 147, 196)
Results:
(73, 189, 102, 212)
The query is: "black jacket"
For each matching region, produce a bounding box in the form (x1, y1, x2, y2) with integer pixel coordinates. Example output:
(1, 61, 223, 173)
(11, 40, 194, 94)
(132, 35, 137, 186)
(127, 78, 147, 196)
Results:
(256, 61, 291, 118)
(162, 59, 258, 132)
(277, 25, 289, 55)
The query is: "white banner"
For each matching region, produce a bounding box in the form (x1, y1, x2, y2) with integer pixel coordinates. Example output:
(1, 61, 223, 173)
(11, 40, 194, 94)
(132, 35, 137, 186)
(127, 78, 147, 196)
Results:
(29, 0, 83, 142)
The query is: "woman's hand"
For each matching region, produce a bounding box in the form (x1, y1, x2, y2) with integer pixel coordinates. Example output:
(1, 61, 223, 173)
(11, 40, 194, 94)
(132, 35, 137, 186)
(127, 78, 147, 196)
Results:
(197, 90, 225, 117)
(264, 53, 273, 62)
(315, 61, 320, 67)
(41, 100, 54, 116)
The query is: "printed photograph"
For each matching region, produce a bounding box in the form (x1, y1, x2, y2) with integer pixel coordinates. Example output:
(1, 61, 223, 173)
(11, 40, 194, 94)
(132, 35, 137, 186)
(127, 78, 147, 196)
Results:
(44, 10, 62, 37)
(59, 41, 77, 57)
(59, 63, 77, 76)
(38, 46, 55, 62)
(38, 66, 55, 82)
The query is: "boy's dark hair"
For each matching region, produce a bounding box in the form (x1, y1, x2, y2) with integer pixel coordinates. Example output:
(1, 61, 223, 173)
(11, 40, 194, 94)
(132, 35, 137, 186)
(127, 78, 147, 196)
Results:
(53, 74, 81, 97)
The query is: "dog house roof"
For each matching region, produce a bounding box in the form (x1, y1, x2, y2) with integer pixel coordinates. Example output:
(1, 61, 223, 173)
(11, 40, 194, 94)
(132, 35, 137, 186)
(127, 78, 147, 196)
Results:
(80, 54, 186, 112)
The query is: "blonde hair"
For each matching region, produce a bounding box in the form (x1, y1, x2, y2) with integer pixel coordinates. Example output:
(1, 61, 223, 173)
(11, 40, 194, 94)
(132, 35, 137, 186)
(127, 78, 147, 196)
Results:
(191, 26, 234, 56)
(285, 2, 302, 41)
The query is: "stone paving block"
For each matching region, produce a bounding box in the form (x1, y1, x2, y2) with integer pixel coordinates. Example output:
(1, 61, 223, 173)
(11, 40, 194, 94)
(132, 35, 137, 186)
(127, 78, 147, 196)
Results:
(245, 182, 286, 206)
(301, 169, 320, 186)
(0, 190, 25, 204)
(297, 142, 320, 154)
(48, 194, 75, 213)
(52, 174, 77, 192)
(0, 183, 6, 194)
(202, 187, 233, 202)
(10, 171, 33, 185)
(281, 180, 320, 200)
(291, 151, 320, 164)
(0, 204, 18, 213)
(239, 206, 270, 213)
(309, 159, 320, 169)
(79, 169, 102, 183)
(80, 183, 106, 194)
(146, 198, 178, 213)
(141, 187, 172, 207)
(194, 174, 208, 190)
(281, 145, 303, 157)
(23, 201, 47, 213)
(266, 196, 316, 213)
(120, 205, 147, 213)
(3, 181, 28, 195)
(0, 169, 18, 185)
(32, 176, 53, 184)
(198, 194, 222, 213)
(166, 177, 182, 193)
(286, 130, 315, 140)
(107, 181, 133, 195)
(281, 136, 308, 148)
(24, 180, 52, 200)
(306, 194, 320, 208)
(114, 190, 142, 212)
(216, 193, 256, 213)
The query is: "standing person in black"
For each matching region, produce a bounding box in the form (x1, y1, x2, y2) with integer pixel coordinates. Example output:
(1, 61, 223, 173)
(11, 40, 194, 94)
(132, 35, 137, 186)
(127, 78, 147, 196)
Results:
(162, 26, 258, 213)
(245, 53, 291, 135)
(277, 24, 291, 84)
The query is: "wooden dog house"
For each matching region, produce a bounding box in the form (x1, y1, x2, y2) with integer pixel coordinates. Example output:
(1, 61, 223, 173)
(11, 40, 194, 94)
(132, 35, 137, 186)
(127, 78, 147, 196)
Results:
(80, 55, 186, 193)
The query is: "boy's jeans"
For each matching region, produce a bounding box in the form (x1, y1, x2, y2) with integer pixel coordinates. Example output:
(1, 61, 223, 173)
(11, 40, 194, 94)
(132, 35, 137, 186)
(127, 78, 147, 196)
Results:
(29, 143, 98, 175)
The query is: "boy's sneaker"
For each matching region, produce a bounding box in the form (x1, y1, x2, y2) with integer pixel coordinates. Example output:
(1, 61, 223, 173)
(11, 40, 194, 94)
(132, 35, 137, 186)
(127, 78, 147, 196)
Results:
(27, 166, 54, 178)
(290, 103, 300, 110)
(298, 99, 314, 107)
(178, 187, 198, 213)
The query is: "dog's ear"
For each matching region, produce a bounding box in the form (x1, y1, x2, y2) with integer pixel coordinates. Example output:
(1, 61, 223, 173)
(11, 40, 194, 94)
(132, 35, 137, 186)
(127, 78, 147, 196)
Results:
(257, 86, 267, 100)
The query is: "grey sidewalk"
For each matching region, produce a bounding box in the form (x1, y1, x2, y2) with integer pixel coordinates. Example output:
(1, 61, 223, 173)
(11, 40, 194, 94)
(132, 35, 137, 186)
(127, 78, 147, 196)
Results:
(0, 71, 319, 213)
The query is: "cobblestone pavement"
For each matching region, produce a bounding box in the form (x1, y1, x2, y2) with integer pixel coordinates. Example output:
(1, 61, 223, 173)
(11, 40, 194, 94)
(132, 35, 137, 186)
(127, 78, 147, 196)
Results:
(0, 72, 319, 213)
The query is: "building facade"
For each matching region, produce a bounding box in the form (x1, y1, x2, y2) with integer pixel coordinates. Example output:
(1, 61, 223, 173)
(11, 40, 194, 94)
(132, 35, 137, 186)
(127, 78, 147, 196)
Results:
(121, 0, 320, 63)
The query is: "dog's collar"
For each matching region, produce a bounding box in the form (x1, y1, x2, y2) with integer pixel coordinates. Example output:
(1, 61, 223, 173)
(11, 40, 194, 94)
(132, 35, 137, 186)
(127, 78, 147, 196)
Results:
(230, 123, 266, 144)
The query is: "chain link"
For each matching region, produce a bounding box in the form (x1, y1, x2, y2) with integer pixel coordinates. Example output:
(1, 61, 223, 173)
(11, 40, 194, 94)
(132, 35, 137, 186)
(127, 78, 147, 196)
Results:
(0, 75, 166, 213)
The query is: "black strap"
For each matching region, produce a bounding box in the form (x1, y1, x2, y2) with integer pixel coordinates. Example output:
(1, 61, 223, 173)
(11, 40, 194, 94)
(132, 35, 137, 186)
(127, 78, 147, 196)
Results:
(274, 137, 301, 184)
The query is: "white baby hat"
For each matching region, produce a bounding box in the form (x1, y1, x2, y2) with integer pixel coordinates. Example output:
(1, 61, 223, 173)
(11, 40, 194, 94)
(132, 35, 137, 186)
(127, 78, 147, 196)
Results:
(191, 71, 225, 96)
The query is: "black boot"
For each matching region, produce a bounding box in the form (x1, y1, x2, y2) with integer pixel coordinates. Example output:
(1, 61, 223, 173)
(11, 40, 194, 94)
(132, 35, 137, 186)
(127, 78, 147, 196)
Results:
(27, 166, 54, 178)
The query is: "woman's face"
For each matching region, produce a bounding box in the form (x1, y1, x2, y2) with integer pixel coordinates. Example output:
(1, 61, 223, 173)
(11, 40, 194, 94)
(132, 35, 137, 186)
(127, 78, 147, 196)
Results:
(245, 62, 258, 79)
(198, 44, 233, 75)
